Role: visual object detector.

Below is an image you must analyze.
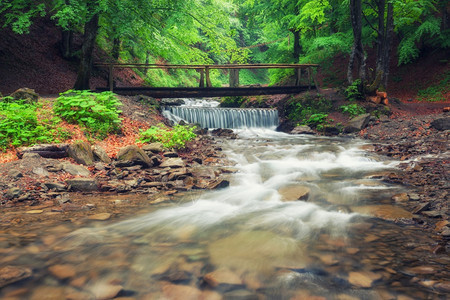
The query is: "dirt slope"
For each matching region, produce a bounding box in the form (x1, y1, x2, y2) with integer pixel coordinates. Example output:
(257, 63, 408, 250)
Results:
(0, 17, 143, 95)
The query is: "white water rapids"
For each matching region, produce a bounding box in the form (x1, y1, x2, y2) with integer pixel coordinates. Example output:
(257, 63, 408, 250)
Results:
(51, 128, 408, 299)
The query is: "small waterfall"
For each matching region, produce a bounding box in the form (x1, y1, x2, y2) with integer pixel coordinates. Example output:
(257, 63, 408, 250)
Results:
(163, 99, 279, 129)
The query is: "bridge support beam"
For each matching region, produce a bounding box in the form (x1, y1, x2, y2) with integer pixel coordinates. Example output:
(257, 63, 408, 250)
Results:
(229, 69, 240, 87)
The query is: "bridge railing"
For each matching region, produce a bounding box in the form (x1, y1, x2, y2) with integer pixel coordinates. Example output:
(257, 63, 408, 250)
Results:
(94, 63, 319, 92)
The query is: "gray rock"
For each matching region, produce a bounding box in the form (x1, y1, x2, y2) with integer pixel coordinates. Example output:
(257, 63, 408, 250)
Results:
(208, 179, 230, 190)
(9, 87, 38, 104)
(160, 157, 185, 168)
(92, 145, 111, 163)
(344, 113, 371, 133)
(142, 142, 164, 153)
(44, 182, 66, 192)
(32, 167, 49, 177)
(66, 178, 98, 192)
(8, 169, 22, 178)
(116, 145, 153, 168)
(68, 141, 94, 166)
(161, 98, 185, 106)
(291, 125, 315, 135)
(430, 117, 450, 131)
(6, 187, 22, 199)
(163, 151, 179, 157)
(62, 163, 91, 176)
(323, 125, 340, 136)
(22, 153, 41, 159)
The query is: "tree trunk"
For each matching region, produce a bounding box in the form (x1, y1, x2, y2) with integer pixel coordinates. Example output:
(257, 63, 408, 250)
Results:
(293, 30, 301, 62)
(347, 0, 366, 84)
(373, 0, 394, 90)
(229, 69, 240, 87)
(61, 30, 73, 59)
(112, 37, 121, 60)
(74, 13, 99, 90)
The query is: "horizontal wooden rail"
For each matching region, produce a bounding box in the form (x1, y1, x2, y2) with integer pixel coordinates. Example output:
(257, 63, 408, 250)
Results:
(95, 62, 319, 93)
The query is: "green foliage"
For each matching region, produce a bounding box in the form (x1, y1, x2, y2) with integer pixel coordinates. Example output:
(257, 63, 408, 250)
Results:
(0, 101, 69, 150)
(139, 123, 197, 149)
(286, 94, 332, 128)
(345, 79, 364, 101)
(53, 90, 122, 139)
(340, 103, 366, 117)
(417, 71, 450, 102)
(220, 96, 246, 108)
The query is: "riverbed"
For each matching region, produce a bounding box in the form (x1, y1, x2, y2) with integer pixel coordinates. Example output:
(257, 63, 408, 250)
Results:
(1, 129, 447, 299)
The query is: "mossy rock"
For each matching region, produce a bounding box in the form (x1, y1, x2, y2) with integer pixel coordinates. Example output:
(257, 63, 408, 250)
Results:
(68, 141, 94, 166)
(9, 88, 39, 104)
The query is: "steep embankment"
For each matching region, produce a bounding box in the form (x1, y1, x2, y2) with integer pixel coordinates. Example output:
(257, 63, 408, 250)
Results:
(0, 16, 143, 95)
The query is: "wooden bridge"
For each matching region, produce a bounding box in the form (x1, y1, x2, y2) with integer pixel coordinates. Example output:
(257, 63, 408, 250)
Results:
(95, 63, 319, 98)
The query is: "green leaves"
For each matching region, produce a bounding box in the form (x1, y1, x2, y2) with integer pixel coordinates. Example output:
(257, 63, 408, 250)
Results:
(53, 90, 122, 139)
(139, 123, 197, 149)
(340, 103, 366, 116)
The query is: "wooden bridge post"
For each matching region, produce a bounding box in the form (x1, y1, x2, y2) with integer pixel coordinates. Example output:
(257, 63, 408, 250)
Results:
(229, 68, 240, 87)
(295, 67, 302, 86)
(307, 67, 312, 90)
(205, 66, 212, 87)
(198, 68, 205, 88)
(108, 64, 114, 91)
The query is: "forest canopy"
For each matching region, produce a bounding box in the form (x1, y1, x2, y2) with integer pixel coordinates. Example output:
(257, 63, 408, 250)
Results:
(1, 0, 449, 90)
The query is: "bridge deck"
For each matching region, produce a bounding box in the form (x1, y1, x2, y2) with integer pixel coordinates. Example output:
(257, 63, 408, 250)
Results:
(96, 85, 315, 98)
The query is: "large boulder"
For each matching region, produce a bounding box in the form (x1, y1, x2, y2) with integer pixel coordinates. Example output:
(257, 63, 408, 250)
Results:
(430, 117, 449, 131)
(160, 157, 185, 168)
(291, 125, 315, 135)
(343, 113, 371, 133)
(116, 145, 153, 168)
(92, 145, 111, 163)
(9, 88, 39, 104)
(68, 141, 94, 166)
(142, 142, 165, 154)
(66, 178, 98, 192)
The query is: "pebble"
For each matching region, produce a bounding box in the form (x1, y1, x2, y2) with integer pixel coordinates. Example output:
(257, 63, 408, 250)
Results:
(88, 281, 123, 300)
(25, 210, 44, 214)
(48, 264, 76, 280)
(0, 265, 32, 288)
(204, 268, 243, 287)
(348, 271, 382, 288)
(88, 213, 112, 221)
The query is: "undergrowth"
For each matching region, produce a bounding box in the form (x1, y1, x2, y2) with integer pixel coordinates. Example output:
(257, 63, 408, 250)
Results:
(417, 71, 449, 102)
(0, 99, 71, 150)
(285, 93, 332, 130)
(139, 123, 196, 149)
(53, 90, 122, 139)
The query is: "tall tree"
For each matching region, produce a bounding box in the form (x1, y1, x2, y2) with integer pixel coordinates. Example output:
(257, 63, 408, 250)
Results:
(347, 0, 366, 84)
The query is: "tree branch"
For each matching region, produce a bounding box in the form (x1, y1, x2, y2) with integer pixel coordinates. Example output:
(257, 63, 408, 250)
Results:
(362, 11, 380, 35)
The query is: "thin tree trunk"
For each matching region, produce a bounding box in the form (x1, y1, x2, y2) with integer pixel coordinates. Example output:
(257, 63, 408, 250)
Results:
(348, 0, 366, 84)
(293, 30, 301, 62)
(382, 3, 394, 88)
(61, 30, 73, 59)
(74, 13, 99, 90)
(112, 37, 121, 60)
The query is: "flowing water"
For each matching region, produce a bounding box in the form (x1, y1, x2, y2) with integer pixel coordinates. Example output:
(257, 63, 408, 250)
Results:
(1, 105, 448, 299)
(163, 99, 279, 128)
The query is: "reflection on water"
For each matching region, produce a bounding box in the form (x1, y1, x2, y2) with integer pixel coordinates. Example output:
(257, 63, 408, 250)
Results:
(1, 129, 447, 299)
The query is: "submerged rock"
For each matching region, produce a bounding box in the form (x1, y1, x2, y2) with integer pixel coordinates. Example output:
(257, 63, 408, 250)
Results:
(0, 265, 32, 288)
(291, 125, 315, 135)
(278, 185, 310, 201)
(351, 205, 413, 220)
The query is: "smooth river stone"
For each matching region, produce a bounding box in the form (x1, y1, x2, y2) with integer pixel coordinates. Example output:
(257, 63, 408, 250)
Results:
(350, 205, 413, 220)
(204, 268, 243, 287)
(348, 271, 382, 288)
(88, 213, 111, 221)
(208, 231, 306, 273)
(278, 185, 310, 201)
(161, 282, 202, 300)
(48, 264, 76, 280)
(0, 265, 32, 288)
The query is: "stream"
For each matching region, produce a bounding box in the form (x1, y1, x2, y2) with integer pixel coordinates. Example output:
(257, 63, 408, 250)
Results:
(0, 101, 447, 299)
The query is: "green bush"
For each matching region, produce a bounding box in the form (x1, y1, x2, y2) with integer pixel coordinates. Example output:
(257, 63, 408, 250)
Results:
(286, 94, 332, 124)
(0, 102, 52, 150)
(139, 123, 197, 149)
(340, 103, 366, 117)
(220, 96, 245, 108)
(53, 90, 122, 139)
(345, 79, 364, 101)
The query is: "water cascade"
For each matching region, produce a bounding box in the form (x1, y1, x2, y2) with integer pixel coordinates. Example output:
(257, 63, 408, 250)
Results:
(163, 98, 279, 128)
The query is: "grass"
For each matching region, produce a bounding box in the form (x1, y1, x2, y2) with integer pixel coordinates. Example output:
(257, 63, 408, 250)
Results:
(417, 70, 450, 102)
